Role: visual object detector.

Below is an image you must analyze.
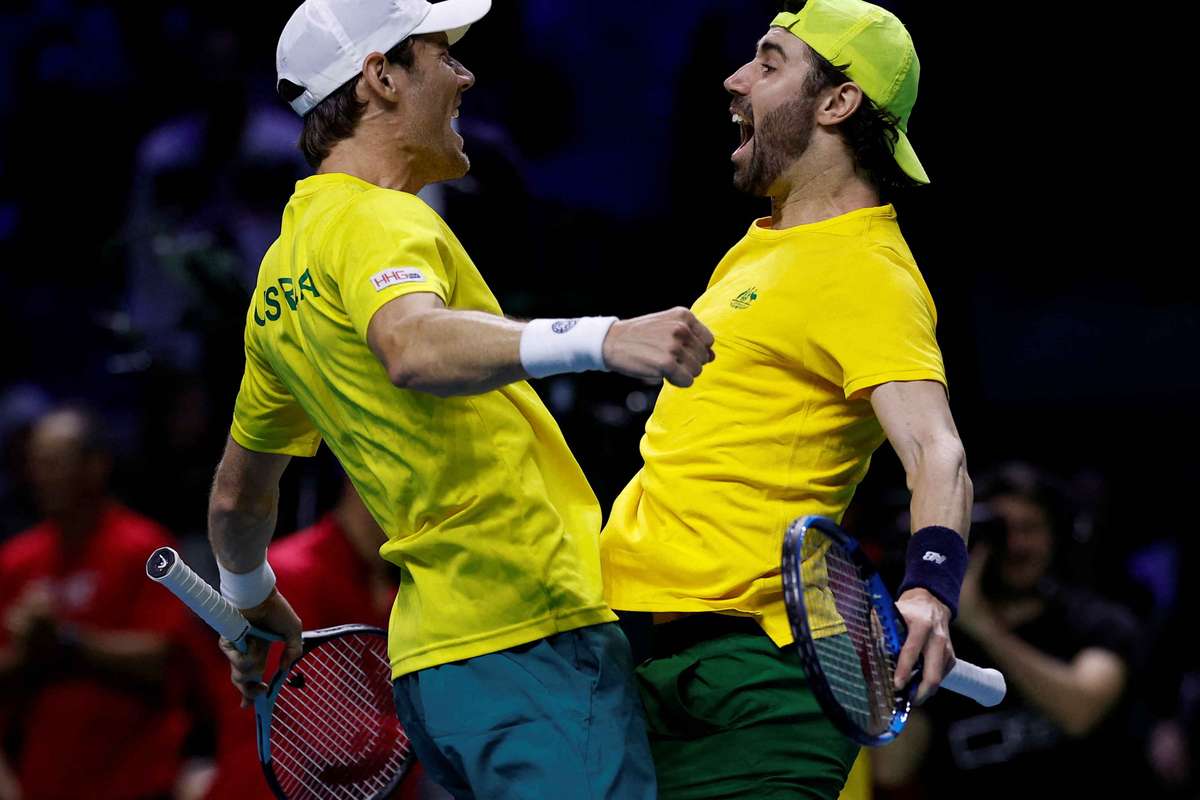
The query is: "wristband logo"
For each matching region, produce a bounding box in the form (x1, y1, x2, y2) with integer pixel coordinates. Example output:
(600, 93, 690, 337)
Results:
(551, 319, 578, 334)
(922, 550, 947, 565)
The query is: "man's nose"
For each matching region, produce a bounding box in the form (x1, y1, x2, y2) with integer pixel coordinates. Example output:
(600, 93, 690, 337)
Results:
(724, 62, 754, 96)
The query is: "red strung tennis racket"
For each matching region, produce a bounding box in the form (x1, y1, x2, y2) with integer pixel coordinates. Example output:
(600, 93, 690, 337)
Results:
(147, 547, 412, 799)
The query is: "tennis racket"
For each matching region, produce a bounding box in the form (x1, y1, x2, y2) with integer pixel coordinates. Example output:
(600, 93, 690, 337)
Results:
(782, 515, 1006, 746)
(146, 547, 411, 799)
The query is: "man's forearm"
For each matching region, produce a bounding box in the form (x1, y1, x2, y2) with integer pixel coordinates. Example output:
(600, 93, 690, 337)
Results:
(0, 750, 19, 800)
(907, 439, 972, 536)
(966, 620, 1125, 736)
(209, 479, 279, 572)
(65, 629, 170, 688)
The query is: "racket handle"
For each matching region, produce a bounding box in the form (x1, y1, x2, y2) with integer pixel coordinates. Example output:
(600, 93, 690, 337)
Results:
(942, 659, 1007, 707)
(146, 546, 250, 644)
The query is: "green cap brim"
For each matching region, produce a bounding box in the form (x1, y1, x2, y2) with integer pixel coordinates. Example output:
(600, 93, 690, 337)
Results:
(894, 128, 929, 185)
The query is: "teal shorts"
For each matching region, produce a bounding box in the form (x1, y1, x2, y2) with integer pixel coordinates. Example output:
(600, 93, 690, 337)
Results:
(634, 615, 860, 799)
(391, 622, 656, 799)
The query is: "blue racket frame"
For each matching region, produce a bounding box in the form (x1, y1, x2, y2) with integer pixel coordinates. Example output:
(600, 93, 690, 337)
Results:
(781, 514, 915, 746)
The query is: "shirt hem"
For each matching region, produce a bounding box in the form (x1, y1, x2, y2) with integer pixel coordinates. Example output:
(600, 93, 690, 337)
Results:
(229, 422, 321, 457)
(843, 368, 947, 400)
(389, 604, 618, 678)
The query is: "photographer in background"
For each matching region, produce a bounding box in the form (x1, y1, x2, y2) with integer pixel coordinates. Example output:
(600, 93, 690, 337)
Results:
(874, 463, 1142, 799)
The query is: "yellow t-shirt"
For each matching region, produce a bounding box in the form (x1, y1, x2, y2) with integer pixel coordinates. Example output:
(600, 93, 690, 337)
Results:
(601, 205, 945, 646)
(231, 172, 616, 677)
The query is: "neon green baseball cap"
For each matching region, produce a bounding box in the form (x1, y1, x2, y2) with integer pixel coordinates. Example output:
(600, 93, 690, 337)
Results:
(772, 0, 928, 184)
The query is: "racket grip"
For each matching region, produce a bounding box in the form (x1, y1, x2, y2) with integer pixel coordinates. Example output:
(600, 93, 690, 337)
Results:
(146, 547, 250, 643)
(942, 659, 1007, 707)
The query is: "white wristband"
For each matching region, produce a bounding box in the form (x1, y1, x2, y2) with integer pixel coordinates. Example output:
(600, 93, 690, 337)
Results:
(519, 316, 618, 378)
(217, 560, 277, 609)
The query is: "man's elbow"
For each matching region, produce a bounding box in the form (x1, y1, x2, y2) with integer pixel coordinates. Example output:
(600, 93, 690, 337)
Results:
(208, 468, 277, 521)
(918, 433, 969, 483)
(1061, 702, 1116, 738)
(386, 357, 456, 397)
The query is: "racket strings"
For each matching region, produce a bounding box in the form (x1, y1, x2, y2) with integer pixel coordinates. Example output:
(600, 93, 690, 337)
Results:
(269, 632, 410, 800)
(814, 542, 898, 736)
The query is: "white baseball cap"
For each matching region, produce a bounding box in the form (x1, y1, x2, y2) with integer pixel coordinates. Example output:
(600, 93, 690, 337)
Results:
(276, 0, 491, 116)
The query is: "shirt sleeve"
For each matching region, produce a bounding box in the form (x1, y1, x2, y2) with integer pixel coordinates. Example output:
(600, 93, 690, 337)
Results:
(805, 247, 947, 399)
(1072, 592, 1143, 668)
(324, 190, 454, 342)
(230, 334, 322, 456)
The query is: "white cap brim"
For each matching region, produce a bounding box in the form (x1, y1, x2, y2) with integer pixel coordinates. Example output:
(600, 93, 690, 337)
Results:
(411, 0, 491, 45)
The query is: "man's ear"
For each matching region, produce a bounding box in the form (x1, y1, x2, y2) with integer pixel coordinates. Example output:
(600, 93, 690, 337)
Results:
(817, 81, 864, 126)
(359, 51, 400, 106)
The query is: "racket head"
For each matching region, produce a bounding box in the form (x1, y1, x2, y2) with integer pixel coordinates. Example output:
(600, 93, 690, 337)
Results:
(781, 515, 913, 746)
(256, 625, 411, 800)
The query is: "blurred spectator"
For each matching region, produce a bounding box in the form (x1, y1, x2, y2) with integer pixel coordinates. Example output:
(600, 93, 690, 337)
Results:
(0, 406, 191, 799)
(0, 384, 52, 543)
(873, 462, 1142, 799)
(1143, 526, 1200, 797)
(196, 477, 447, 800)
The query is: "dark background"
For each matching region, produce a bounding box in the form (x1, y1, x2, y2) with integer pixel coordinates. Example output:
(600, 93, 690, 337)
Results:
(0, 0, 1192, 790)
(2, 0, 1189, 572)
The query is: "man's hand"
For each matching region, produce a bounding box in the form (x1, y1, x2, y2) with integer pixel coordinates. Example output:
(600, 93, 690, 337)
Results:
(603, 307, 715, 388)
(894, 586, 955, 704)
(4, 585, 63, 671)
(219, 588, 303, 708)
(0, 751, 21, 800)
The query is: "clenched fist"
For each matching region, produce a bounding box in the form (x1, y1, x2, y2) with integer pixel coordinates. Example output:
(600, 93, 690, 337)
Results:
(602, 307, 716, 387)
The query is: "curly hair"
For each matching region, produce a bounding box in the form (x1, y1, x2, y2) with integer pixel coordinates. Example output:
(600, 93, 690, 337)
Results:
(801, 46, 922, 195)
(778, 1, 922, 194)
(278, 38, 416, 169)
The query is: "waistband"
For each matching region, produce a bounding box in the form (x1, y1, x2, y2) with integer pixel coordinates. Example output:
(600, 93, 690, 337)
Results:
(619, 611, 766, 661)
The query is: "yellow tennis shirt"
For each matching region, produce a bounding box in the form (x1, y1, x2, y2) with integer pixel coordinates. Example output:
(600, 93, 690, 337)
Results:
(601, 205, 945, 645)
(231, 173, 616, 677)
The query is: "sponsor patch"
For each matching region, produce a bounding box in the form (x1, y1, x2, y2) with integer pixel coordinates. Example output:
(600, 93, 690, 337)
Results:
(370, 267, 426, 291)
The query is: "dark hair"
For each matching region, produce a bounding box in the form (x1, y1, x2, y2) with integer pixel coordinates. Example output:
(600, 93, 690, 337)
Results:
(279, 38, 417, 170)
(976, 462, 1075, 540)
(800, 45, 922, 195)
(38, 404, 113, 457)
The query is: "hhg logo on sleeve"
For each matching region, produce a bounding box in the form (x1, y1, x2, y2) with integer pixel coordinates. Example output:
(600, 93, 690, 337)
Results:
(730, 287, 758, 309)
(370, 267, 426, 291)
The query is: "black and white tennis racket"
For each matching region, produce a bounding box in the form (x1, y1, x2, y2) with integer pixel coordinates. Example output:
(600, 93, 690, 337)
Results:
(782, 515, 1006, 746)
(146, 547, 411, 799)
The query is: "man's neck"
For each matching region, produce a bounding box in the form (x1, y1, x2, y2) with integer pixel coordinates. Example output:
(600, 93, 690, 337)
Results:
(52, 501, 105, 546)
(318, 136, 429, 194)
(994, 593, 1047, 630)
(766, 158, 880, 229)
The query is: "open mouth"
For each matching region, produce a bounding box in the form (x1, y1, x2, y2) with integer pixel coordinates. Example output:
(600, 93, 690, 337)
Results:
(732, 111, 755, 157)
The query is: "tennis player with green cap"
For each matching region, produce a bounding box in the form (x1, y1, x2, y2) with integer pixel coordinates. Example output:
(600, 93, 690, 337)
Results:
(601, 1, 972, 797)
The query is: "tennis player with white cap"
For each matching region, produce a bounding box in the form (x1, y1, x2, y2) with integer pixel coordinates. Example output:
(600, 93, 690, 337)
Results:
(205, 0, 712, 796)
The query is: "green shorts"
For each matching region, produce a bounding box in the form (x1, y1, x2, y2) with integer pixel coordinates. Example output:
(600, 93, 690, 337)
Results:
(633, 615, 860, 799)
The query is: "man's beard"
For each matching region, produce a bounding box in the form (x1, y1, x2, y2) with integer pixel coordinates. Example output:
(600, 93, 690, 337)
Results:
(733, 92, 818, 196)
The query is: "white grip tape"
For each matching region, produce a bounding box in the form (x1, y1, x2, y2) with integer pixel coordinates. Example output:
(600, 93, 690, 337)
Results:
(942, 659, 1007, 707)
(519, 316, 618, 378)
(146, 547, 250, 643)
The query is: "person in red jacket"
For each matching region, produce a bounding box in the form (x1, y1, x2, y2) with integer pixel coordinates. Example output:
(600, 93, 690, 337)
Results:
(200, 477, 446, 800)
(0, 406, 191, 800)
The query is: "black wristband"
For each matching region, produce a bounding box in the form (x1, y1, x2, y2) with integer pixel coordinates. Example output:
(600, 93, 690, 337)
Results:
(897, 526, 968, 619)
